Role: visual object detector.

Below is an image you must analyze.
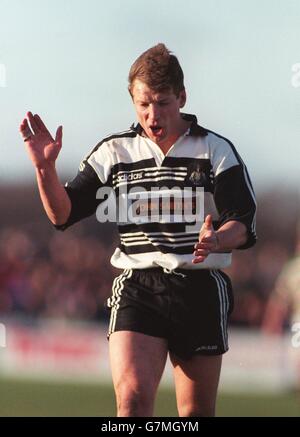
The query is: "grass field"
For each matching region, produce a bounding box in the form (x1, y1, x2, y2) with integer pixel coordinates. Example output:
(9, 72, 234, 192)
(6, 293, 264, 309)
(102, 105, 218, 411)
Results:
(0, 377, 299, 416)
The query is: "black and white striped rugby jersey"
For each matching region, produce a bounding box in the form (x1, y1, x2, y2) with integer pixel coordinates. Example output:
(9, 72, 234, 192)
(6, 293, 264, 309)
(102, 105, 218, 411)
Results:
(55, 113, 256, 270)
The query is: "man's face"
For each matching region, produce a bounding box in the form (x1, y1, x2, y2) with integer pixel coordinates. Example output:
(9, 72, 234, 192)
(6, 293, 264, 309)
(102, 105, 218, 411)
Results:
(131, 80, 186, 148)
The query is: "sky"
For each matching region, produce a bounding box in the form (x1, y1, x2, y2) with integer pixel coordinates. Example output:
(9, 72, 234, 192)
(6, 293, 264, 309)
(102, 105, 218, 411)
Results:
(0, 0, 299, 191)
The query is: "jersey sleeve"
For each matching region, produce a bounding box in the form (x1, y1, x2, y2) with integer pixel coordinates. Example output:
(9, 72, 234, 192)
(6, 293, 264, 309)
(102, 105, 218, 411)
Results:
(210, 134, 257, 249)
(54, 143, 112, 231)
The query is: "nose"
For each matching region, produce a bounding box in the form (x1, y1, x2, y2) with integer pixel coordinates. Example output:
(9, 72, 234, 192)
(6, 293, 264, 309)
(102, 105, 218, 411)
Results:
(148, 103, 160, 123)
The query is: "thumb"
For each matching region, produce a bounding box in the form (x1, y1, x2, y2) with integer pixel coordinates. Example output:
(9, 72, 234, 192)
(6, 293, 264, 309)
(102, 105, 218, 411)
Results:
(55, 126, 63, 146)
(204, 214, 213, 230)
(199, 214, 214, 241)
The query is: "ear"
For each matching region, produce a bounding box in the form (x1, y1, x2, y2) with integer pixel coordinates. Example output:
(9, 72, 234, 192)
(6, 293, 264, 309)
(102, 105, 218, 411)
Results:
(179, 88, 186, 108)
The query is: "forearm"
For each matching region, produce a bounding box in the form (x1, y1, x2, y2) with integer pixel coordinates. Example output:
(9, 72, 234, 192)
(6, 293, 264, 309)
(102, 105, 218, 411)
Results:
(36, 163, 71, 225)
(215, 220, 248, 251)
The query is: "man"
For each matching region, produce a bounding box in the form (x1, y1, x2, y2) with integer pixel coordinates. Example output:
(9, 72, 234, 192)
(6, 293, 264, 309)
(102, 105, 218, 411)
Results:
(262, 232, 300, 335)
(20, 43, 256, 417)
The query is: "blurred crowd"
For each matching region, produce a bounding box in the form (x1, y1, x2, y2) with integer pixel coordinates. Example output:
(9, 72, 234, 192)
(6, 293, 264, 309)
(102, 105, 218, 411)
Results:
(225, 241, 290, 327)
(0, 226, 118, 322)
(0, 185, 299, 330)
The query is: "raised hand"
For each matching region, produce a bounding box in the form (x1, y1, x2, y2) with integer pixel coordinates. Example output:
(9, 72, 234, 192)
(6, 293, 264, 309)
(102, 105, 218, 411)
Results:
(192, 214, 219, 264)
(19, 112, 63, 169)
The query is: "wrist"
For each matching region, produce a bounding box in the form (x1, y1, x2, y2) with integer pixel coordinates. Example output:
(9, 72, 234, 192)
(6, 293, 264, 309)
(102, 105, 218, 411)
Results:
(35, 161, 56, 173)
(215, 232, 220, 251)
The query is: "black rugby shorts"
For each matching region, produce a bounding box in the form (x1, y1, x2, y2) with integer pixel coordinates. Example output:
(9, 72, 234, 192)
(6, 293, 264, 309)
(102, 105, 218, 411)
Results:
(106, 267, 234, 359)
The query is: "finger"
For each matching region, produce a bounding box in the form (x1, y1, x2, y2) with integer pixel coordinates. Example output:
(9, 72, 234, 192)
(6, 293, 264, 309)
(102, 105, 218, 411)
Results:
(192, 256, 206, 264)
(194, 242, 211, 250)
(19, 118, 33, 141)
(193, 249, 210, 257)
(196, 238, 217, 254)
(33, 114, 50, 134)
(194, 247, 213, 257)
(27, 111, 40, 134)
(55, 126, 63, 146)
(19, 118, 26, 132)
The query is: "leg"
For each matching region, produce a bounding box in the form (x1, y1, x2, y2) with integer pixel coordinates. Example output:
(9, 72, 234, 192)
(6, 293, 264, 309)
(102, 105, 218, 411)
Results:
(109, 330, 168, 417)
(170, 352, 222, 417)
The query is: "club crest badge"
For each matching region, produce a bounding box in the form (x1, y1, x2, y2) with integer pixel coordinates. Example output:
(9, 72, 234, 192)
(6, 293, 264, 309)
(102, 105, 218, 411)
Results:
(186, 163, 214, 190)
(188, 164, 207, 186)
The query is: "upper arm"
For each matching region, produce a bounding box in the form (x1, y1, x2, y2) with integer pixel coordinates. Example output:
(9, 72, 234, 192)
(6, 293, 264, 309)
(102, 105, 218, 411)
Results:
(54, 144, 113, 231)
(210, 134, 257, 249)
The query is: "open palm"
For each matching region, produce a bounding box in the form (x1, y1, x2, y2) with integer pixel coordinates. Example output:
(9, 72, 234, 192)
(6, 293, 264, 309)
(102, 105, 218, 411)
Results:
(19, 112, 63, 169)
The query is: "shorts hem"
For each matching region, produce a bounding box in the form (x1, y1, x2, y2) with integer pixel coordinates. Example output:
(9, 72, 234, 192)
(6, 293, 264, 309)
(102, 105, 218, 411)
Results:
(169, 346, 229, 360)
(107, 327, 167, 341)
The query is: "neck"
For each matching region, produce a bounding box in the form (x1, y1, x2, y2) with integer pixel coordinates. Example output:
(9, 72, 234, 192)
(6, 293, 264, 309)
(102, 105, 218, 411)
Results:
(158, 119, 191, 154)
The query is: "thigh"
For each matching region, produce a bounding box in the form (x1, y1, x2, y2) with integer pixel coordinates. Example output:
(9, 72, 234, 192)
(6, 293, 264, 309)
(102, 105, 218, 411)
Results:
(109, 330, 168, 400)
(170, 352, 222, 417)
(168, 269, 233, 358)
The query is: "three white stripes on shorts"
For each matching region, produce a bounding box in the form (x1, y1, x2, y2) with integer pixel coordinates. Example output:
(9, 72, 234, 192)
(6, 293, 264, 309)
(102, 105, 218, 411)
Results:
(108, 269, 133, 336)
(210, 269, 229, 351)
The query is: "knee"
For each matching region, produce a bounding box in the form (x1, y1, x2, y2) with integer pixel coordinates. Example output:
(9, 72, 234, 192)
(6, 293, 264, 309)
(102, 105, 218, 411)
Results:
(115, 382, 155, 417)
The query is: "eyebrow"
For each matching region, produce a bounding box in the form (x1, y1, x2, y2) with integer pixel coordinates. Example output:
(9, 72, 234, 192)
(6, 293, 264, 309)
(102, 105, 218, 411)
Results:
(138, 98, 170, 104)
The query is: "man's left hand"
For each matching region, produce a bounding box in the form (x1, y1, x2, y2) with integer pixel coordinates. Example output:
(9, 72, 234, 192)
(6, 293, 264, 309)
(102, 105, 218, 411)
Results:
(192, 214, 219, 264)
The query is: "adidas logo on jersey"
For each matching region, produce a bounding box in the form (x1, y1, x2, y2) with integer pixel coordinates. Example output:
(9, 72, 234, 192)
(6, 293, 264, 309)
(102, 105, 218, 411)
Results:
(116, 172, 144, 182)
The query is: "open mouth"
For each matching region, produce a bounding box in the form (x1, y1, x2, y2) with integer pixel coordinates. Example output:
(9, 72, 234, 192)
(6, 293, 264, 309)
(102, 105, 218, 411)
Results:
(149, 126, 163, 136)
